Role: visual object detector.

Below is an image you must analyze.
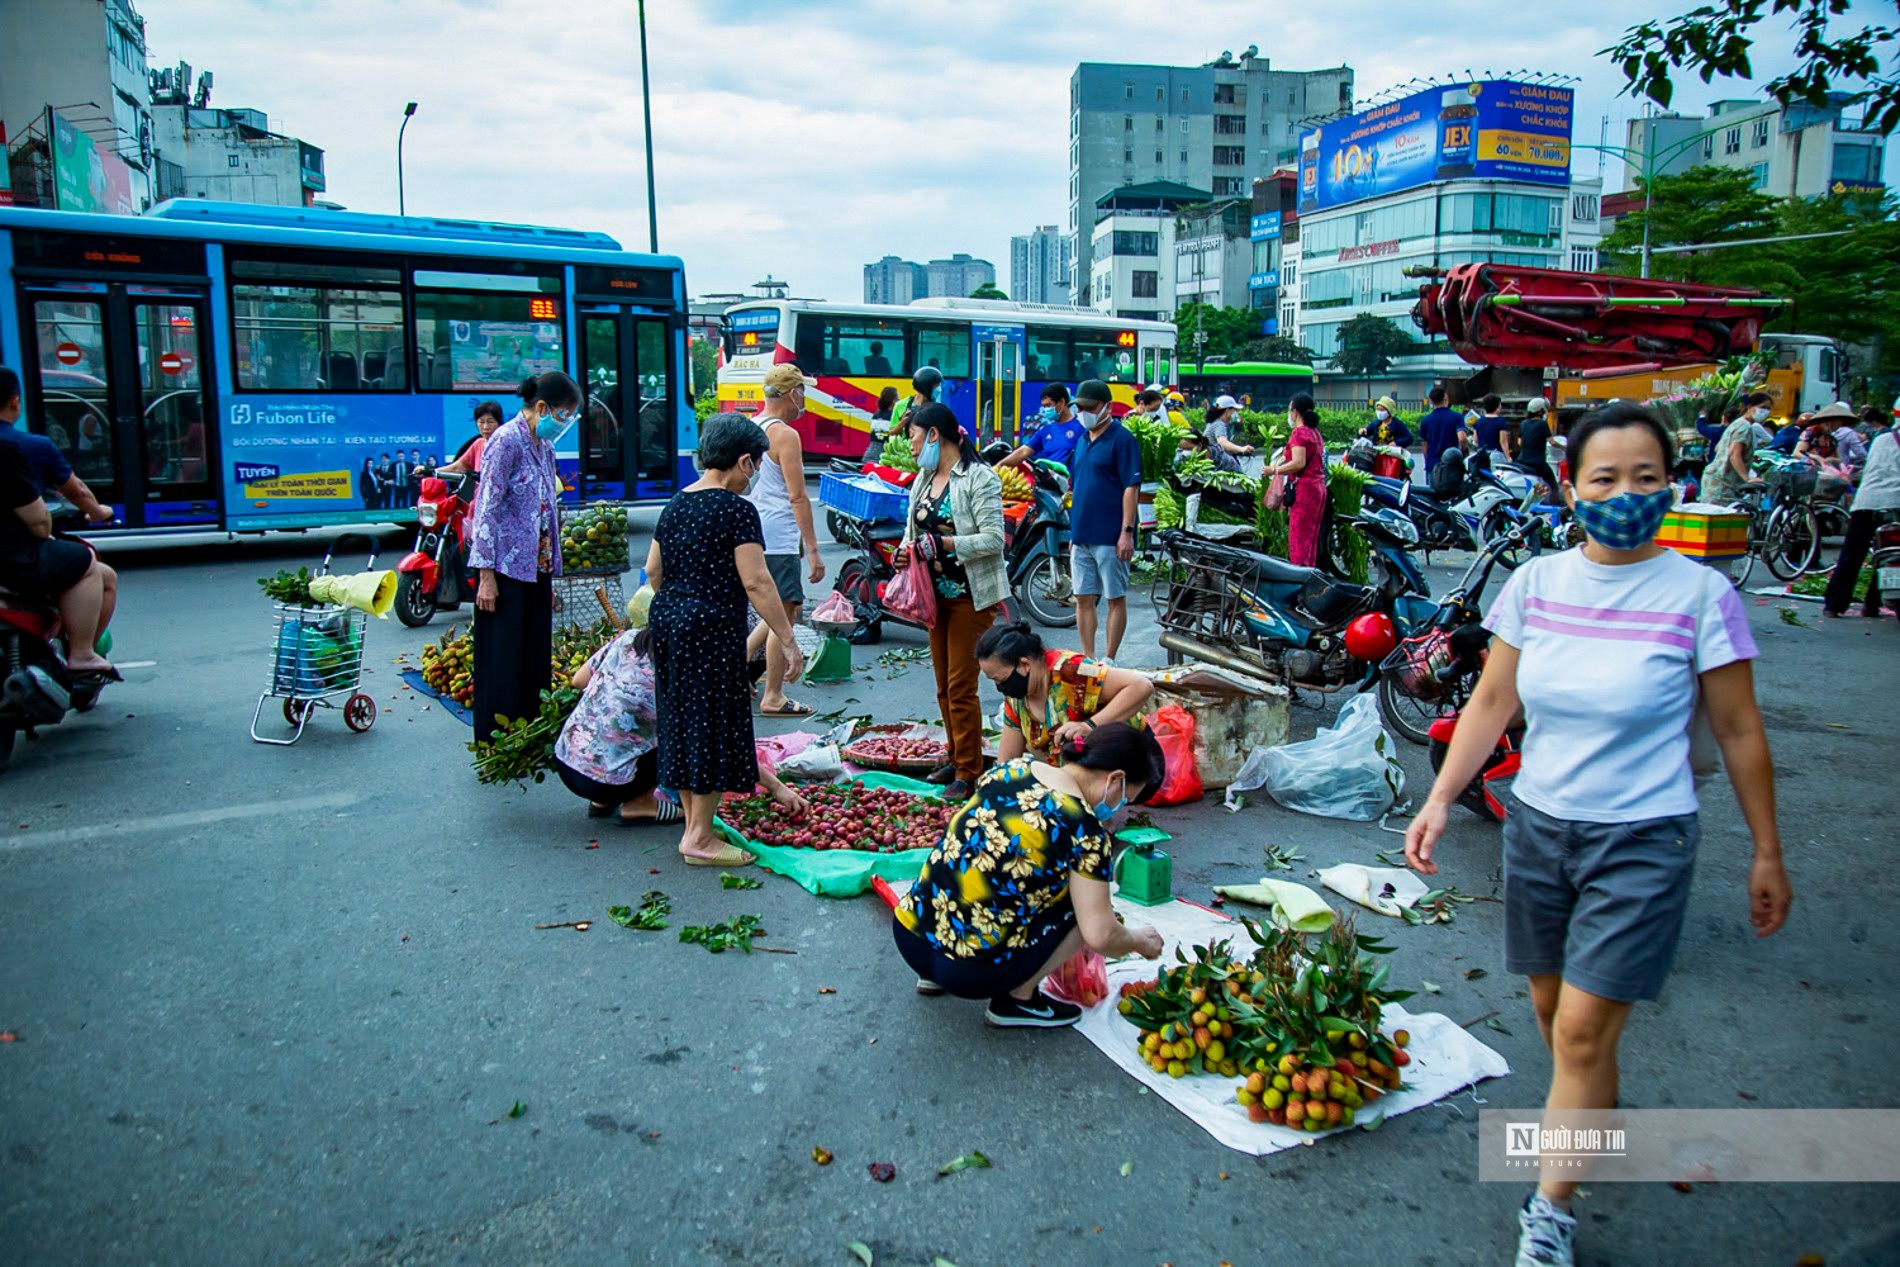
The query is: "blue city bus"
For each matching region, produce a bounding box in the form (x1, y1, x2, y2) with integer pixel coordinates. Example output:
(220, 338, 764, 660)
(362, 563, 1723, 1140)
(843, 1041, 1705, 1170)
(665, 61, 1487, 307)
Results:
(0, 200, 695, 534)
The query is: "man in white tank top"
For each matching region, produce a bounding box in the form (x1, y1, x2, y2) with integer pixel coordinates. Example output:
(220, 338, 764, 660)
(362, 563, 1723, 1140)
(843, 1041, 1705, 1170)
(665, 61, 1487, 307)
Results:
(747, 362, 824, 715)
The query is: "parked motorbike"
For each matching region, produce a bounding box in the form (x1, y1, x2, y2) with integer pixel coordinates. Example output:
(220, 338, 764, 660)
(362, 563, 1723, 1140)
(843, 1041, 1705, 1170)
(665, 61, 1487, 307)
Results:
(1358, 448, 1546, 567)
(394, 473, 475, 627)
(0, 504, 116, 773)
(1153, 507, 1435, 690)
(1871, 519, 1900, 622)
(1363, 522, 1530, 745)
(1001, 458, 1074, 628)
(1421, 623, 1524, 823)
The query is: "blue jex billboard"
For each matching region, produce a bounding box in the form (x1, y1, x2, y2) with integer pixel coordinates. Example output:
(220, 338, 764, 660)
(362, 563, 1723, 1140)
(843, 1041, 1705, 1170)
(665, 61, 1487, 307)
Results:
(1299, 80, 1574, 213)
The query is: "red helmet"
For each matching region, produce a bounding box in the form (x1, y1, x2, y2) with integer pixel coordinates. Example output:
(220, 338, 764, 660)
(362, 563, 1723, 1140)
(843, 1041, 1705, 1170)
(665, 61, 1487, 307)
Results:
(1343, 612, 1399, 662)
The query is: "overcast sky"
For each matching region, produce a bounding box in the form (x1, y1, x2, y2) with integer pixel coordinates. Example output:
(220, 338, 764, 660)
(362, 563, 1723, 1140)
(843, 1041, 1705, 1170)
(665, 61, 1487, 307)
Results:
(146, 0, 1897, 300)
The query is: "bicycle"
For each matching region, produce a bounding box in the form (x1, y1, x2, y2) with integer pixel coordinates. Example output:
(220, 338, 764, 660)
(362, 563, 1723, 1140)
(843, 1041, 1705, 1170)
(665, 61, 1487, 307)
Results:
(1717, 468, 1818, 590)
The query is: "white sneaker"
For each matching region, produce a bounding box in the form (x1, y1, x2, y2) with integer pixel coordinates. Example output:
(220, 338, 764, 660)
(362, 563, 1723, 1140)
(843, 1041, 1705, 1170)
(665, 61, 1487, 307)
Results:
(1515, 1193, 1576, 1266)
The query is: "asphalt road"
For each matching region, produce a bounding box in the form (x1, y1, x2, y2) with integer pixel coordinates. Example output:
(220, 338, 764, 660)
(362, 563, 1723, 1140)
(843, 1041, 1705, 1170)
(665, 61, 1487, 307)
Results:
(2, 511, 1897, 1267)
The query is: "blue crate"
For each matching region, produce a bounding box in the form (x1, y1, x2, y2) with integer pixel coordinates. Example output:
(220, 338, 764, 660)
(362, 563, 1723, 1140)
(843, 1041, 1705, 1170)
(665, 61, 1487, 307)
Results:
(819, 472, 910, 523)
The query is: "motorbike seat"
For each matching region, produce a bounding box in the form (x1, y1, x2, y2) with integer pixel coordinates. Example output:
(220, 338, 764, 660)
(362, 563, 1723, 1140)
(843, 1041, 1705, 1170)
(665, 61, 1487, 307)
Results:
(1237, 552, 1321, 587)
(1297, 575, 1375, 625)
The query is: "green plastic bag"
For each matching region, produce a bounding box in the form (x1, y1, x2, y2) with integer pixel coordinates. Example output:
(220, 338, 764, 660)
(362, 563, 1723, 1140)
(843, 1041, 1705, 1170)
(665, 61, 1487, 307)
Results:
(715, 772, 944, 899)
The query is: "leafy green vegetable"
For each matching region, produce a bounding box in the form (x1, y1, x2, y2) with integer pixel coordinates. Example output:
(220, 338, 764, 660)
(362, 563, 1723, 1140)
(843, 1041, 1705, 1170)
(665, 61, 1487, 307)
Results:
(679, 914, 763, 953)
(470, 685, 582, 785)
(720, 874, 763, 890)
(936, 1151, 992, 1178)
(257, 567, 316, 605)
(608, 891, 671, 930)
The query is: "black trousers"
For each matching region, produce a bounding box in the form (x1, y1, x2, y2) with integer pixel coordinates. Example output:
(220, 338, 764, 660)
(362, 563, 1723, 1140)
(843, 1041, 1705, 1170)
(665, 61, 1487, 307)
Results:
(555, 750, 660, 805)
(1825, 509, 1886, 616)
(472, 572, 552, 744)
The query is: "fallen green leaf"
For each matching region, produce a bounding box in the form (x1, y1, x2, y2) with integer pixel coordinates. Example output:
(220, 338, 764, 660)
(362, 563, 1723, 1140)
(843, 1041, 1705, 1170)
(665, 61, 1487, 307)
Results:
(1420, 980, 1441, 993)
(507, 1100, 525, 1118)
(1778, 605, 1808, 627)
(721, 874, 763, 890)
(1119, 1160, 1133, 1177)
(1464, 967, 1488, 980)
(609, 890, 671, 930)
(932, 1259, 959, 1267)
(845, 1241, 873, 1266)
(679, 913, 763, 953)
(937, 1151, 992, 1178)
(1484, 1016, 1512, 1035)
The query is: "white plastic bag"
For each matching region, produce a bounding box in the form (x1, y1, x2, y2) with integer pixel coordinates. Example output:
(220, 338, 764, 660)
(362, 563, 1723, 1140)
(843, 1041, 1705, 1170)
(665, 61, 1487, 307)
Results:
(1258, 694, 1405, 821)
(776, 742, 843, 782)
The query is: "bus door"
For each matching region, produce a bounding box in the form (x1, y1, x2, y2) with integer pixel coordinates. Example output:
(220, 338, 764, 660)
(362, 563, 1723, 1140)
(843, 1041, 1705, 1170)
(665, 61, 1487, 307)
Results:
(972, 324, 1024, 446)
(18, 281, 217, 529)
(577, 305, 680, 501)
(1140, 344, 1175, 390)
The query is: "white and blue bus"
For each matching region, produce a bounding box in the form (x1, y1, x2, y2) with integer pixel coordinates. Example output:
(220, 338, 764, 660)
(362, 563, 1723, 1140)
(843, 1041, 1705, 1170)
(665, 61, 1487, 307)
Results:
(0, 200, 694, 534)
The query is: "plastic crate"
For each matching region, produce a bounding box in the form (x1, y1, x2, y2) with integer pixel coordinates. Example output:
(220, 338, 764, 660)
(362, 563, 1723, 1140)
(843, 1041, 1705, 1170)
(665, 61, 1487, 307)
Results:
(819, 472, 910, 523)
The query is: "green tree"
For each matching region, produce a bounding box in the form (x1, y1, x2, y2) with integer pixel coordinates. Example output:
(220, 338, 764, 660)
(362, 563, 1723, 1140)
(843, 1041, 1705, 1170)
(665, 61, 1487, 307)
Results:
(1329, 313, 1415, 385)
(1599, 165, 1781, 282)
(688, 337, 720, 397)
(1233, 334, 1317, 365)
(968, 282, 1008, 300)
(1173, 302, 1266, 367)
(1603, 1, 1900, 135)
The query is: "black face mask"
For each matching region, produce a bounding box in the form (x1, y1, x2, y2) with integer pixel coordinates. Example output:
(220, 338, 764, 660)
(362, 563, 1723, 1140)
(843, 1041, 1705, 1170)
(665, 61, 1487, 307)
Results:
(998, 668, 1031, 699)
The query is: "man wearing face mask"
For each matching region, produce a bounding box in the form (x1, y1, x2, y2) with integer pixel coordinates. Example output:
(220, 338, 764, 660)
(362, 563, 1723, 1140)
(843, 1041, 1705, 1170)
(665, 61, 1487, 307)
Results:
(893, 722, 1168, 1026)
(744, 362, 824, 716)
(1067, 380, 1142, 663)
(1000, 383, 1082, 470)
(466, 371, 580, 743)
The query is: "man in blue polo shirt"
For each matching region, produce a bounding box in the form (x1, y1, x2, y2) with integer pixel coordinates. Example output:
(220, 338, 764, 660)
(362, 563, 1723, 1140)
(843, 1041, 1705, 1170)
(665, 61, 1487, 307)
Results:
(1001, 383, 1083, 470)
(1417, 384, 1467, 475)
(1067, 379, 1142, 663)
(0, 367, 113, 522)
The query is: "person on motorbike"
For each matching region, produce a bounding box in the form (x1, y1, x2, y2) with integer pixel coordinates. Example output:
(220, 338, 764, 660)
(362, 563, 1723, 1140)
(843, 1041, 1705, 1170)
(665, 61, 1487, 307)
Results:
(0, 368, 115, 527)
(890, 365, 943, 433)
(0, 434, 116, 678)
(1000, 384, 1083, 471)
(975, 621, 1152, 765)
(439, 400, 505, 480)
(1201, 396, 1255, 474)
(1700, 393, 1774, 507)
(1516, 398, 1559, 497)
(1360, 395, 1415, 449)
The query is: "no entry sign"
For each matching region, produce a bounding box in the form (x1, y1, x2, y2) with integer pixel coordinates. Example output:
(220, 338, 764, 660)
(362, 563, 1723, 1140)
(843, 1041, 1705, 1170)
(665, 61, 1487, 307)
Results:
(55, 342, 83, 366)
(158, 350, 190, 376)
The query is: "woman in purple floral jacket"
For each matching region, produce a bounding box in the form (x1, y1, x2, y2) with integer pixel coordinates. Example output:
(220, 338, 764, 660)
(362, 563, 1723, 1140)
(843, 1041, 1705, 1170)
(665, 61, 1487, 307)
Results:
(466, 371, 579, 743)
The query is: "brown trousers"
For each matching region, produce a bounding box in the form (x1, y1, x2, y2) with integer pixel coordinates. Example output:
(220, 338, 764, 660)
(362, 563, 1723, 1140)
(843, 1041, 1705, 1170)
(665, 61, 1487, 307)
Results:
(927, 594, 996, 782)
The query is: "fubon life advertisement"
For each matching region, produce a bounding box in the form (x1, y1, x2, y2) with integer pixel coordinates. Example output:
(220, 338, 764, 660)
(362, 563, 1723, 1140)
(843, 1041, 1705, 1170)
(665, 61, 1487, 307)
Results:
(1298, 80, 1574, 213)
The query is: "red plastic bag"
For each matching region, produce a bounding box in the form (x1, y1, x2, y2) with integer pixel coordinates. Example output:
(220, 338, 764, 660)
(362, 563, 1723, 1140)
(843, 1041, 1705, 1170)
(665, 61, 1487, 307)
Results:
(1145, 704, 1204, 806)
(862, 462, 916, 487)
(1044, 946, 1108, 1008)
(882, 550, 939, 627)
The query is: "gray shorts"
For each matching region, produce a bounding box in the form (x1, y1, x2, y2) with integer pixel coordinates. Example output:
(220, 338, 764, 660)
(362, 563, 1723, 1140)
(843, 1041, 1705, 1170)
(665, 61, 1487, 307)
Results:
(1502, 799, 1699, 1003)
(764, 553, 804, 606)
(1070, 542, 1129, 600)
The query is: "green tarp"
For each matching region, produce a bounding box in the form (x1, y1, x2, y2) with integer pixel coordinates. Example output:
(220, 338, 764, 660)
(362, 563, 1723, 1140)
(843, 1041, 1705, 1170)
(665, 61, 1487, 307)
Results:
(714, 771, 941, 899)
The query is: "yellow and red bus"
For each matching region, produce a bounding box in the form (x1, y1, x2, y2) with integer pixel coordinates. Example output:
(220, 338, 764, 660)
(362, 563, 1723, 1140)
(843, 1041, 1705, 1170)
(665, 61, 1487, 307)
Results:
(717, 298, 1177, 460)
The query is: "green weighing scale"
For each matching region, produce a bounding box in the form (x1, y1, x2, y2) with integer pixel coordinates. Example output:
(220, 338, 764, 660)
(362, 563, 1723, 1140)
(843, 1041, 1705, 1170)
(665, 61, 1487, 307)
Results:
(803, 617, 856, 685)
(1113, 825, 1174, 905)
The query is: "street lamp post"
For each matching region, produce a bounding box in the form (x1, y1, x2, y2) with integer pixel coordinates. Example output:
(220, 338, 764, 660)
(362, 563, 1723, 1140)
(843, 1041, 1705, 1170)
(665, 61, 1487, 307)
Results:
(397, 101, 418, 216)
(636, 0, 659, 252)
(1569, 118, 1744, 279)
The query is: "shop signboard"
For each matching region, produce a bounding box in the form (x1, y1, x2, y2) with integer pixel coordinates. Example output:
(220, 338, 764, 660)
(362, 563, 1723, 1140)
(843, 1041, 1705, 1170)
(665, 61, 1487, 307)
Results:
(1299, 79, 1573, 214)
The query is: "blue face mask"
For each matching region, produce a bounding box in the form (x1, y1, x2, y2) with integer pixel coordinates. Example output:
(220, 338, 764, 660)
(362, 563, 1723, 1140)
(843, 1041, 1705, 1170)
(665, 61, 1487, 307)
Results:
(1038, 405, 1058, 424)
(535, 409, 576, 443)
(1092, 780, 1127, 822)
(920, 438, 941, 468)
(1570, 487, 1673, 551)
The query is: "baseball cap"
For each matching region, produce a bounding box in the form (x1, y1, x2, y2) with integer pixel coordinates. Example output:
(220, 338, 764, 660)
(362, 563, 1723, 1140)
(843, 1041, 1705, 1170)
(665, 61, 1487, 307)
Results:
(1525, 397, 1549, 414)
(762, 363, 816, 396)
(1075, 378, 1113, 406)
(1212, 394, 1240, 411)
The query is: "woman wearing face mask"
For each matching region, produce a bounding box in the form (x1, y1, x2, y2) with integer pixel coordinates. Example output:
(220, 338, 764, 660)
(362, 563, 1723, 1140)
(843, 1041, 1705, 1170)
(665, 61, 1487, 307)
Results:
(975, 621, 1152, 764)
(900, 403, 1008, 801)
(466, 372, 580, 743)
(1264, 393, 1329, 567)
(644, 413, 807, 866)
(1200, 395, 1255, 474)
(1699, 392, 1773, 507)
(1405, 402, 1791, 1267)
(893, 722, 1168, 1027)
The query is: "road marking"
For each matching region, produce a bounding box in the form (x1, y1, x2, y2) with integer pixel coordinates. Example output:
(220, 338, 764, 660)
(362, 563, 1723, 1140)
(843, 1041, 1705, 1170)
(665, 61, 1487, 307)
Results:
(4, 790, 362, 850)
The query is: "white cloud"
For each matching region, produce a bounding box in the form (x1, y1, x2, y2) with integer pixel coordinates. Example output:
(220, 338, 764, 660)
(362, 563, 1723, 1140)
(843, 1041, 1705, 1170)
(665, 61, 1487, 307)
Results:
(140, 0, 1895, 301)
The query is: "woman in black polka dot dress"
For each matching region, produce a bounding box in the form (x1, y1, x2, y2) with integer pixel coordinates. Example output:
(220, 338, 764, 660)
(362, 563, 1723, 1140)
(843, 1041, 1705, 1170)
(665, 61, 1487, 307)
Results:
(645, 414, 806, 866)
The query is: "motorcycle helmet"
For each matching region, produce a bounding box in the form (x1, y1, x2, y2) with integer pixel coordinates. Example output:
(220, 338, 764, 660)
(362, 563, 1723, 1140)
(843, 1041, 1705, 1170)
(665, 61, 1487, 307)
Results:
(912, 366, 944, 400)
(1343, 612, 1400, 663)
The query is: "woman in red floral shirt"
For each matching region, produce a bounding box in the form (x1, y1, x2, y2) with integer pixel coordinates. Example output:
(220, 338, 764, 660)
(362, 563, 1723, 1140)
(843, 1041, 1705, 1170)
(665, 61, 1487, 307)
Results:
(974, 622, 1152, 764)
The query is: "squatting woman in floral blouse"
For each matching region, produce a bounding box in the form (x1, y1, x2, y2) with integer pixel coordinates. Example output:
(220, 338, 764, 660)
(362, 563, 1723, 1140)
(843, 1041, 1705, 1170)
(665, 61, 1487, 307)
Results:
(892, 723, 1168, 1030)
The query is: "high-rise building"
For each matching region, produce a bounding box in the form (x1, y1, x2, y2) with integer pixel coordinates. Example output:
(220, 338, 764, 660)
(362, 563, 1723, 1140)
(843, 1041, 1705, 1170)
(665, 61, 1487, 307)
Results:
(1621, 95, 1887, 202)
(1067, 49, 1354, 304)
(863, 255, 924, 304)
(926, 253, 996, 298)
(1010, 226, 1071, 305)
(1085, 181, 1210, 322)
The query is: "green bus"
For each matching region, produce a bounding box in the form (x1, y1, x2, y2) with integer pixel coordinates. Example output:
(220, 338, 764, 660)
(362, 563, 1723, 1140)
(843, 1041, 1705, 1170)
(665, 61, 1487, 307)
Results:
(1178, 361, 1314, 411)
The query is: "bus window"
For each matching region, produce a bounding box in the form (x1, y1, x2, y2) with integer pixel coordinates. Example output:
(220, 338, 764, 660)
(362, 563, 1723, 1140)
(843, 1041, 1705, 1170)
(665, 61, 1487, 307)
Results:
(795, 317, 908, 376)
(632, 319, 675, 483)
(413, 271, 565, 392)
(1025, 327, 1073, 381)
(1072, 329, 1130, 382)
(31, 298, 115, 489)
(912, 323, 971, 378)
(230, 255, 405, 392)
